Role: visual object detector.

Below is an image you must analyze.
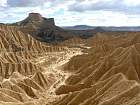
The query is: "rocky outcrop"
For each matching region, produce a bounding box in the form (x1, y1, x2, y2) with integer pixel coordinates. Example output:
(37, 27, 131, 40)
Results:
(28, 13, 44, 22)
(15, 13, 55, 27)
(12, 13, 74, 42)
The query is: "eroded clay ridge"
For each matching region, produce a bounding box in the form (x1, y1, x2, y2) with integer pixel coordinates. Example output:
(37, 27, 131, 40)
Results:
(53, 33, 140, 105)
(0, 25, 67, 105)
(0, 25, 66, 52)
(1, 24, 140, 105)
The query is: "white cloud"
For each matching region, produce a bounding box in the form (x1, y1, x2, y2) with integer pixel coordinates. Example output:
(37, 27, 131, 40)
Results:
(68, 0, 140, 14)
(124, 0, 140, 6)
(54, 10, 140, 26)
(0, 0, 7, 7)
(0, 0, 140, 26)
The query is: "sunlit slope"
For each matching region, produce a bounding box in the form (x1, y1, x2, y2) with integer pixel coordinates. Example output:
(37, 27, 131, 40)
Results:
(1, 24, 140, 105)
(0, 25, 68, 105)
(54, 32, 140, 105)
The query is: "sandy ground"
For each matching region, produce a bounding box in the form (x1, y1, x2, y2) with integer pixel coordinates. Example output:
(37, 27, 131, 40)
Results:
(33, 47, 83, 104)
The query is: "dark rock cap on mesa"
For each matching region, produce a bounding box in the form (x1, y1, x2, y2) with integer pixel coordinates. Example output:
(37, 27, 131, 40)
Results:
(28, 13, 55, 26)
(28, 13, 43, 22)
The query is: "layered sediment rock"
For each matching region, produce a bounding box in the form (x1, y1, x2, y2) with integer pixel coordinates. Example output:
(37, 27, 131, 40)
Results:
(54, 32, 140, 105)
(0, 25, 67, 105)
(1, 23, 140, 105)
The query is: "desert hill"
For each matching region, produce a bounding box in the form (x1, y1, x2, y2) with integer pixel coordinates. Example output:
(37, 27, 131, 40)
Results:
(11, 13, 74, 42)
(63, 25, 95, 30)
(0, 24, 73, 105)
(53, 32, 140, 105)
(63, 25, 140, 31)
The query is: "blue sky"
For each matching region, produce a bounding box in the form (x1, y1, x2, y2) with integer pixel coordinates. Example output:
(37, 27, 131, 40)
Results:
(0, 0, 140, 26)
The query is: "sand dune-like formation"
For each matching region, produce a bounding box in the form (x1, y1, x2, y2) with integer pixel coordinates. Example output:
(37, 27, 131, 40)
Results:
(54, 32, 140, 105)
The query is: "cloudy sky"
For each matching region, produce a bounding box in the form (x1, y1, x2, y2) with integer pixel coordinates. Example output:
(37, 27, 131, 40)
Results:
(0, 0, 140, 26)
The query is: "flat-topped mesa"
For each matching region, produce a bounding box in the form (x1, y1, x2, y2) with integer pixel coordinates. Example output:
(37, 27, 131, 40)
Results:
(27, 13, 55, 26)
(28, 13, 43, 22)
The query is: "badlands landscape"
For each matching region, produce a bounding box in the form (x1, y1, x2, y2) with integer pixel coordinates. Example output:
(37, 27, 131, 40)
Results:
(0, 13, 140, 105)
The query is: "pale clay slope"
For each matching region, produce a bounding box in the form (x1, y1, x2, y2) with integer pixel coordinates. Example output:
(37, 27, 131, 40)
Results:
(0, 25, 83, 105)
(53, 33, 140, 105)
(0, 25, 140, 105)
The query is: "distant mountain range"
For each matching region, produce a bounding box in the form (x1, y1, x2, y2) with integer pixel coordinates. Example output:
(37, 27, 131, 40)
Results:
(62, 25, 140, 31)
(63, 25, 95, 30)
